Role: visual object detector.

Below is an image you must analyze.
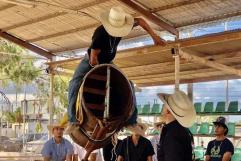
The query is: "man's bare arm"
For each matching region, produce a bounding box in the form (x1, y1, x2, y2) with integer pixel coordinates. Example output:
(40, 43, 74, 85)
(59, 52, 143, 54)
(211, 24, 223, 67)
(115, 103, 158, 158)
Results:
(66, 154, 73, 161)
(73, 154, 78, 161)
(205, 155, 211, 161)
(147, 155, 153, 161)
(89, 153, 97, 161)
(222, 152, 232, 161)
(90, 49, 101, 66)
(43, 157, 51, 161)
(117, 156, 124, 161)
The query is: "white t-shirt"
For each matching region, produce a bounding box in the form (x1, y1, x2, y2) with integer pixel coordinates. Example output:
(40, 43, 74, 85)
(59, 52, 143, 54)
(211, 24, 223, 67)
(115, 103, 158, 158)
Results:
(73, 143, 103, 161)
(150, 135, 160, 161)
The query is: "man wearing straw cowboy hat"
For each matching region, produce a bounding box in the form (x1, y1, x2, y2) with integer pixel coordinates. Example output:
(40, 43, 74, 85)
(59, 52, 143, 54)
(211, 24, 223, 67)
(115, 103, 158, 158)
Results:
(157, 90, 196, 161)
(41, 121, 74, 161)
(117, 119, 155, 161)
(205, 116, 234, 161)
(67, 6, 166, 129)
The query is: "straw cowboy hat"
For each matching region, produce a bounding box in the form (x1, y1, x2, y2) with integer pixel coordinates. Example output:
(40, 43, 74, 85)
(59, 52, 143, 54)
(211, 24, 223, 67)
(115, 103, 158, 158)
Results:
(158, 90, 196, 128)
(100, 6, 134, 37)
(126, 118, 148, 137)
(47, 120, 66, 134)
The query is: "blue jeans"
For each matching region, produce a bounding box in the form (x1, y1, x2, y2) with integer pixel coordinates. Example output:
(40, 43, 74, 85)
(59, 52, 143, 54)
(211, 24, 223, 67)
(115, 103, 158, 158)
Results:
(68, 54, 92, 122)
(67, 54, 137, 125)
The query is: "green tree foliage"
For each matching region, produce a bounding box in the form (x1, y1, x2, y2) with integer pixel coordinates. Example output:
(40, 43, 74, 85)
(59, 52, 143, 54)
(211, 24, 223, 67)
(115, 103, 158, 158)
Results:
(0, 39, 40, 85)
(53, 76, 69, 109)
(35, 75, 70, 110)
(3, 107, 23, 123)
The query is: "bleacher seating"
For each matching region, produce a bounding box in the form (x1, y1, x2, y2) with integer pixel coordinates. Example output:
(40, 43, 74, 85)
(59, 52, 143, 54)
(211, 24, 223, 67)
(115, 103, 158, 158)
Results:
(194, 102, 202, 113)
(194, 147, 205, 161)
(141, 104, 151, 115)
(232, 153, 241, 161)
(151, 104, 161, 114)
(203, 102, 214, 113)
(137, 105, 142, 114)
(198, 122, 210, 135)
(189, 123, 198, 135)
(138, 101, 240, 115)
(215, 101, 225, 113)
(228, 101, 239, 113)
(227, 123, 235, 136)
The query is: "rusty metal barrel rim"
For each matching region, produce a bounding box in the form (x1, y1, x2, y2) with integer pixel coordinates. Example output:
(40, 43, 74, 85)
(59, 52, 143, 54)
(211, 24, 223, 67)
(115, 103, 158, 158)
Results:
(70, 64, 134, 150)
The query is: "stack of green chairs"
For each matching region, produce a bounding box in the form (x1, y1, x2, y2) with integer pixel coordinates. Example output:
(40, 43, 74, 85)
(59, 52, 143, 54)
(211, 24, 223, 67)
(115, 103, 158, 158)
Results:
(198, 122, 210, 135)
(194, 147, 205, 161)
(189, 123, 198, 135)
(137, 105, 142, 114)
(151, 104, 161, 114)
(231, 153, 241, 161)
(215, 101, 226, 113)
(227, 101, 238, 113)
(210, 125, 215, 135)
(149, 129, 160, 135)
(227, 123, 235, 136)
(204, 102, 214, 113)
(235, 148, 241, 153)
(194, 102, 202, 113)
(142, 104, 151, 115)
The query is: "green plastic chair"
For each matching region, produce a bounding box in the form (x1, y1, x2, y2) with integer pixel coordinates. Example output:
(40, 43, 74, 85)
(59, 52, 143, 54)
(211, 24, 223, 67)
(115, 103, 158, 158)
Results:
(227, 123, 235, 136)
(195, 146, 204, 150)
(142, 104, 151, 115)
(234, 148, 241, 153)
(227, 101, 238, 113)
(231, 153, 241, 161)
(215, 101, 225, 113)
(198, 122, 210, 135)
(189, 123, 198, 135)
(137, 105, 142, 114)
(204, 102, 214, 113)
(149, 129, 160, 135)
(194, 149, 205, 160)
(151, 104, 161, 114)
(210, 124, 216, 135)
(194, 102, 202, 113)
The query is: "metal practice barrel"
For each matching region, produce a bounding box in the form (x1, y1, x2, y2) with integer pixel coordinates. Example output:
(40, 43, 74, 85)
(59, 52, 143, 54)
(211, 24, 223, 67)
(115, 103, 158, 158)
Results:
(70, 64, 134, 150)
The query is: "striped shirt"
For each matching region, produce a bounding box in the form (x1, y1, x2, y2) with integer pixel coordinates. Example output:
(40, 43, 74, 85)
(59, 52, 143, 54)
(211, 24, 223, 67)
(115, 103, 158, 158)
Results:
(41, 137, 73, 161)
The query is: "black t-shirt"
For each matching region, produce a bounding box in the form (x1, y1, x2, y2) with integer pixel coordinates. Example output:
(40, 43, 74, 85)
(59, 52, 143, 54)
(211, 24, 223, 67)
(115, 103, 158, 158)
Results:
(118, 136, 155, 161)
(157, 120, 193, 161)
(205, 138, 234, 161)
(87, 25, 122, 64)
(103, 139, 122, 161)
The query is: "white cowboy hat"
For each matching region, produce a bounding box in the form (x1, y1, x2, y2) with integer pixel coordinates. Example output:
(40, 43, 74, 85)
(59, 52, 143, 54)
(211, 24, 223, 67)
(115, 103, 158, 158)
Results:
(99, 6, 134, 37)
(126, 118, 148, 137)
(157, 90, 196, 128)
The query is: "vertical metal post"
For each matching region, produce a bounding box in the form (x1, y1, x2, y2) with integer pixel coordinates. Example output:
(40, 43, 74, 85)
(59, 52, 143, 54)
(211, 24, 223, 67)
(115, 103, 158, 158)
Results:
(22, 99, 27, 152)
(104, 66, 110, 120)
(48, 69, 54, 137)
(225, 80, 229, 109)
(0, 105, 2, 142)
(188, 83, 193, 102)
(225, 80, 229, 121)
(172, 45, 180, 91)
(174, 55, 180, 91)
